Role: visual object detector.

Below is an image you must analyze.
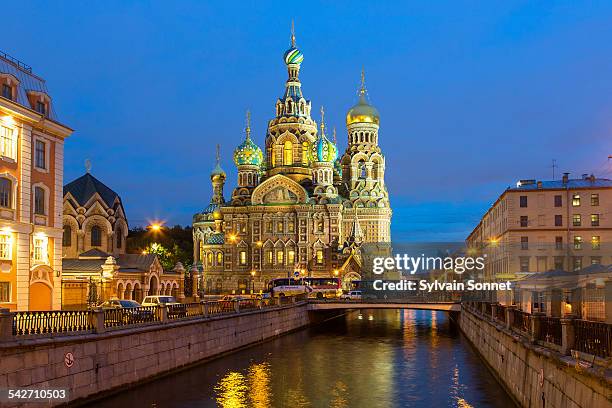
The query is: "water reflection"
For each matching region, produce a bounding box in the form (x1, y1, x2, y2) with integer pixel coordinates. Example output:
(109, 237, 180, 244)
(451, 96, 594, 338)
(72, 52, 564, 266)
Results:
(91, 309, 516, 408)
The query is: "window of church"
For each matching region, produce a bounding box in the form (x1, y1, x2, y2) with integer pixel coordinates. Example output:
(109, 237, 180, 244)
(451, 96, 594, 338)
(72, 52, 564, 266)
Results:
(217, 252, 223, 265)
(288, 220, 295, 233)
(265, 250, 273, 265)
(276, 250, 284, 265)
(301, 142, 308, 164)
(63, 225, 71, 247)
(239, 250, 247, 266)
(276, 221, 284, 233)
(207, 252, 213, 266)
(316, 249, 323, 265)
(283, 141, 293, 165)
(287, 249, 295, 265)
(266, 221, 273, 233)
(91, 226, 102, 247)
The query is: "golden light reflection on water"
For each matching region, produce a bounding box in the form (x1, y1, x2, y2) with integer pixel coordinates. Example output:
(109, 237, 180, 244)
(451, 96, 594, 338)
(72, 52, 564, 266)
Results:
(330, 380, 348, 408)
(248, 363, 272, 408)
(215, 362, 273, 408)
(450, 365, 474, 408)
(215, 371, 248, 408)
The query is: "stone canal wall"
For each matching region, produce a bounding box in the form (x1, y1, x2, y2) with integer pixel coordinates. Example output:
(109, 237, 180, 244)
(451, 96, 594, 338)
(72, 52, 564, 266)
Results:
(459, 306, 611, 408)
(0, 302, 309, 406)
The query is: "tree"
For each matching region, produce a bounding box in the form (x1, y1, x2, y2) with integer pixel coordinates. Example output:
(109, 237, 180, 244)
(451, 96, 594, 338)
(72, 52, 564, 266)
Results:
(127, 225, 193, 270)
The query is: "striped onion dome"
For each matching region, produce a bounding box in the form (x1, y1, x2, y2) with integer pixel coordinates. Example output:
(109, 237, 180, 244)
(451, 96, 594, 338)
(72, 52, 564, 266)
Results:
(284, 47, 304, 65)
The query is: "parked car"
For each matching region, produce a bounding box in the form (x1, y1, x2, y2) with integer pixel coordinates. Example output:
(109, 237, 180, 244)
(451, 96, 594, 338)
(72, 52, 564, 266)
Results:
(141, 295, 186, 318)
(99, 299, 154, 324)
(341, 290, 362, 301)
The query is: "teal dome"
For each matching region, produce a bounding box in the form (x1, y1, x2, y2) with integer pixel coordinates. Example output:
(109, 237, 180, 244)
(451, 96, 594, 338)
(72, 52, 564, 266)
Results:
(309, 132, 337, 163)
(284, 47, 304, 65)
(234, 137, 263, 166)
(210, 162, 226, 181)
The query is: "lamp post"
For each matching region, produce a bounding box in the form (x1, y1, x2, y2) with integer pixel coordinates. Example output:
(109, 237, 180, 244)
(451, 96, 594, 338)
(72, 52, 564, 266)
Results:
(250, 270, 256, 294)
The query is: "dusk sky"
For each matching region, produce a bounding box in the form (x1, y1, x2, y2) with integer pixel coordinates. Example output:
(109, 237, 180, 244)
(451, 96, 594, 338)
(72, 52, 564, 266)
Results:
(4, 1, 611, 241)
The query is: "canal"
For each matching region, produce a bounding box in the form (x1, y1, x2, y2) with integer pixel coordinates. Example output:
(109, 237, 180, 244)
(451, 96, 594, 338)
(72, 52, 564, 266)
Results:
(91, 309, 516, 408)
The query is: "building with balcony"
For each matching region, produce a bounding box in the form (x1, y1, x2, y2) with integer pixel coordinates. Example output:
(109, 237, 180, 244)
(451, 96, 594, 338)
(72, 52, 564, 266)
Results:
(0, 51, 73, 311)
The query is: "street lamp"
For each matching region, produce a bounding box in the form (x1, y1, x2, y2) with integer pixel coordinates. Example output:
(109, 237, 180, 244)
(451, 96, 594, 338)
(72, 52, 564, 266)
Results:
(250, 270, 256, 294)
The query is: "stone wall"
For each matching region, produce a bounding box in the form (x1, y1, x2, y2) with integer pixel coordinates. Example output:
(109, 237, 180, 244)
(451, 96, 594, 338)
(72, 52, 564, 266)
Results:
(459, 306, 611, 408)
(0, 302, 309, 406)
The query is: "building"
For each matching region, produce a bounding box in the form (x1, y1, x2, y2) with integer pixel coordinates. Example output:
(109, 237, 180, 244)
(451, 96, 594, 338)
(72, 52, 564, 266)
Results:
(62, 172, 182, 308)
(0, 51, 73, 311)
(466, 173, 612, 283)
(193, 29, 392, 294)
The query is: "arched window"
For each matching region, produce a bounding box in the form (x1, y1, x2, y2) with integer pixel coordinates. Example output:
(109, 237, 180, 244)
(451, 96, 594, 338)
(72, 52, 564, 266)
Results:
(217, 252, 223, 265)
(0, 177, 11, 208)
(91, 226, 102, 247)
(207, 252, 213, 266)
(116, 227, 122, 249)
(270, 149, 276, 167)
(359, 161, 367, 179)
(63, 225, 71, 247)
(283, 141, 293, 165)
(301, 142, 308, 165)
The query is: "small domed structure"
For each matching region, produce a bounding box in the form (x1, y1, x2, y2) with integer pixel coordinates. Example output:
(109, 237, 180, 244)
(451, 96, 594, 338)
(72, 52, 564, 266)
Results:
(284, 47, 304, 65)
(234, 137, 263, 166)
(210, 162, 226, 181)
(346, 70, 379, 126)
(309, 107, 337, 163)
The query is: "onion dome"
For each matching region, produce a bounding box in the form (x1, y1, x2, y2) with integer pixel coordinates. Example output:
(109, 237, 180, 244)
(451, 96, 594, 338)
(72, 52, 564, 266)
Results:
(210, 146, 226, 182)
(309, 107, 338, 163)
(346, 69, 380, 126)
(284, 22, 304, 65)
(233, 110, 263, 166)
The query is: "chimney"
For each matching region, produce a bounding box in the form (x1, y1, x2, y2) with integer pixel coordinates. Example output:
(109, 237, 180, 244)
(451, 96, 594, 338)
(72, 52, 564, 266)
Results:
(537, 181, 543, 189)
(590, 174, 596, 183)
(562, 173, 569, 184)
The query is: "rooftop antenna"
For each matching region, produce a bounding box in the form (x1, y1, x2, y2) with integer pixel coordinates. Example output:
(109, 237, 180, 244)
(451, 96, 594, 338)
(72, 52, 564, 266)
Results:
(550, 159, 557, 180)
(85, 159, 91, 174)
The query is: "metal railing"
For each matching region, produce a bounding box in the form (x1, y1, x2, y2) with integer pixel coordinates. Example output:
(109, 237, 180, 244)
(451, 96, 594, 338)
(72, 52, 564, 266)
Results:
(511, 309, 530, 333)
(495, 305, 506, 324)
(539, 317, 562, 346)
(12, 310, 93, 336)
(103, 306, 161, 328)
(574, 320, 612, 358)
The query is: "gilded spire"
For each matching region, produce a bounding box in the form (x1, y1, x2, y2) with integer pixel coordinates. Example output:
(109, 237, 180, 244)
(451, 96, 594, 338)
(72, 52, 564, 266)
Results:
(245, 109, 251, 140)
(291, 20, 296, 47)
(359, 67, 366, 97)
(320, 106, 325, 135)
(216, 144, 220, 164)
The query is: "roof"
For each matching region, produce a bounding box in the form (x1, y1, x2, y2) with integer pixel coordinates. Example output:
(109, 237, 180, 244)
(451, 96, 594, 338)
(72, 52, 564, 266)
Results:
(510, 178, 612, 191)
(206, 233, 225, 245)
(79, 248, 109, 259)
(63, 253, 158, 274)
(0, 50, 58, 121)
(64, 173, 121, 208)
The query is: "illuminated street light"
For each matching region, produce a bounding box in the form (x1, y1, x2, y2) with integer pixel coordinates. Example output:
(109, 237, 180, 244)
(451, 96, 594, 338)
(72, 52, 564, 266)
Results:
(333, 269, 339, 276)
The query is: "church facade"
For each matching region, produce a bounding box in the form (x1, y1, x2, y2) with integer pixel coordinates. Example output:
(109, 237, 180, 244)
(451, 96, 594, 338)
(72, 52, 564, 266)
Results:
(193, 30, 392, 294)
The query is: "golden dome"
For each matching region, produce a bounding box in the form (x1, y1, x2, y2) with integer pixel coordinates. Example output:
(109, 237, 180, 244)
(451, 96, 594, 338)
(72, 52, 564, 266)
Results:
(346, 94, 380, 126)
(346, 69, 379, 126)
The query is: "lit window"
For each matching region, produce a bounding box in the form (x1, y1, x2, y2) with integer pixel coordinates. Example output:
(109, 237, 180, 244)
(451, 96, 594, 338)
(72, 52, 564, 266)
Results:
(0, 282, 9, 303)
(33, 236, 48, 263)
(239, 250, 247, 265)
(91, 226, 102, 247)
(572, 194, 580, 206)
(62, 225, 71, 247)
(591, 194, 599, 206)
(288, 220, 295, 233)
(591, 214, 599, 227)
(301, 142, 308, 165)
(266, 250, 273, 265)
(573, 236, 582, 250)
(217, 252, 223, 265)
(207, 252, 213, 266)
(0, 234, 12, 259)
(591, 257, 601, 265)
(0, 125, 15, 160)
(1, 84, 11, 100)
(34, 187, 45, 215)
(316, 249, 323, 265)
(591, 236, 600, 250)
(572, 214, 581, 227)
(283, 141, 293, 165)
(287, 249, 295, 265)
(276, 250, 284, 265)
(266, 221, 273, 233)
(0, 178, 11, 208)
(276, 221, 284, 233)
(35, 140, 46, 169)
(316, 219, 324, 232)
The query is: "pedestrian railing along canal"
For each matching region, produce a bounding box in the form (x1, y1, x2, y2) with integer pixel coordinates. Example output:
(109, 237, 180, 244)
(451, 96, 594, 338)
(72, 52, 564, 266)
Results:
(463, 301, 612, 360)
(0, 295, 306, 341)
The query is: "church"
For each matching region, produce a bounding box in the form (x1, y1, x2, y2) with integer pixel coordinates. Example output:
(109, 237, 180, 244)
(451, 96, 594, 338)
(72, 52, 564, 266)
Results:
(192, 29, 392, 294)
